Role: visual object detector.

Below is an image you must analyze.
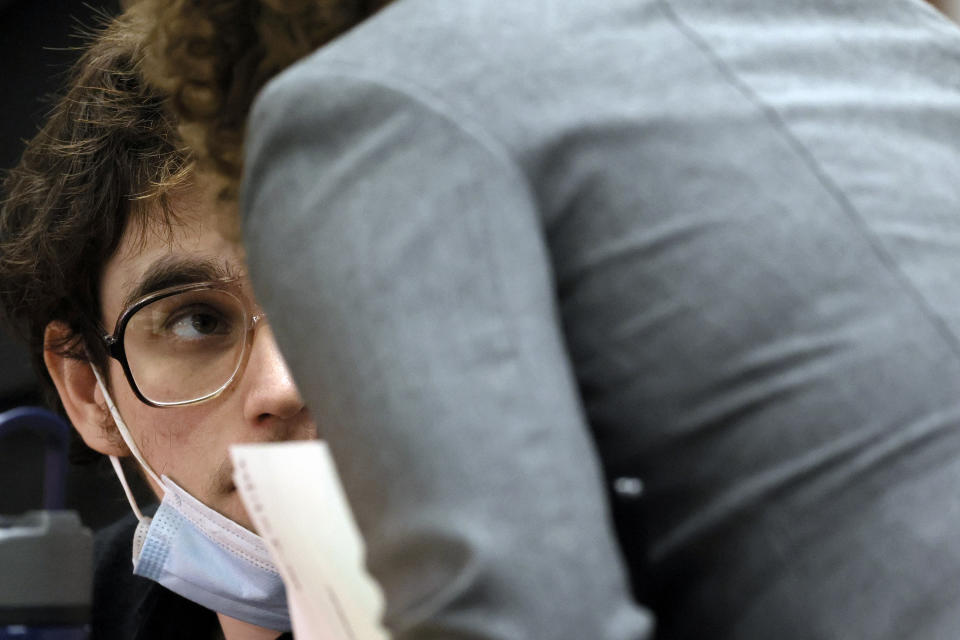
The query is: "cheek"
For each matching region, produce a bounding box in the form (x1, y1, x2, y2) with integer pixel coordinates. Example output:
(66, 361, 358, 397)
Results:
(109, 377, 221, 456)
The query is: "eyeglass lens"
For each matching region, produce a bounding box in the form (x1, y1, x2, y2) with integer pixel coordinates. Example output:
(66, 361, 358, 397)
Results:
(123, 288, 247, 404)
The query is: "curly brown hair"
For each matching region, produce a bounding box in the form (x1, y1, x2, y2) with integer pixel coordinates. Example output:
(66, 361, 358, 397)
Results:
(140, 0, 392, 197)
(0, 4, 191, 412)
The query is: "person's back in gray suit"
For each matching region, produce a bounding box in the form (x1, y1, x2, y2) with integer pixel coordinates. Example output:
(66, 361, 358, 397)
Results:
(146, 0, 960, 637)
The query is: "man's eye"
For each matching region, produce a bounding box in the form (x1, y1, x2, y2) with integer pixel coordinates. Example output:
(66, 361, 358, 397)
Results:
(165, 306, 231, 340)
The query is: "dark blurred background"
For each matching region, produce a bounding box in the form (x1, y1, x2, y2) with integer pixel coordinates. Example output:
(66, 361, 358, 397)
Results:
(0, 0, 150, 531)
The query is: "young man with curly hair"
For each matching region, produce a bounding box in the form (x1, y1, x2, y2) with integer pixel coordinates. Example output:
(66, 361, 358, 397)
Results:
(140, 0, 960, 639)
(0, 7, 313, 640)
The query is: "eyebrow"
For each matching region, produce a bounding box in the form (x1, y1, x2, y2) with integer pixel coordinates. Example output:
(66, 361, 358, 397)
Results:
(121, 256, 241, 311)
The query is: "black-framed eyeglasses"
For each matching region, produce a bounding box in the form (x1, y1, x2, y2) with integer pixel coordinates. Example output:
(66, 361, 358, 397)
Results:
(100, 277, 266, 408)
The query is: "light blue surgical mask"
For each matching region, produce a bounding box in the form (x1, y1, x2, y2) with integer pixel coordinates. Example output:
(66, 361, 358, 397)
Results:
(91, 365, 291, 631)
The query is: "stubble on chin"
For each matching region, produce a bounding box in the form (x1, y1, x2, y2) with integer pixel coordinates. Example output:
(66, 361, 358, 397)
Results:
(209, 455, 237, 497)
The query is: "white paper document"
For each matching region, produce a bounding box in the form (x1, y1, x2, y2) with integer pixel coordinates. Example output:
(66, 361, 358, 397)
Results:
(230, 441, 390, 640)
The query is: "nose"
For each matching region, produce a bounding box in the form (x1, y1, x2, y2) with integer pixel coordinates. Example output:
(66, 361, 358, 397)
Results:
(239, 322, 306, 425)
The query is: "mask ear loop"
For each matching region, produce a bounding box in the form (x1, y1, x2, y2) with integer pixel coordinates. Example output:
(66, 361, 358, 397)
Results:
(89, 363, 164, 522)
(109, 456, 147, 522)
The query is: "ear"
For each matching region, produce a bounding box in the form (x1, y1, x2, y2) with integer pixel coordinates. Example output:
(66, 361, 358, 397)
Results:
(43, 322, 128, 457)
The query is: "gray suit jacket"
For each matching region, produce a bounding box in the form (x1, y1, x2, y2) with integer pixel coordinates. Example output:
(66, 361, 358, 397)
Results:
(242, 1, 960, 637)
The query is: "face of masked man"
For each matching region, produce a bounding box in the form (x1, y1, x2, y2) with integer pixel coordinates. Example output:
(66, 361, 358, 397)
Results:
(45, 189, 316, 636)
